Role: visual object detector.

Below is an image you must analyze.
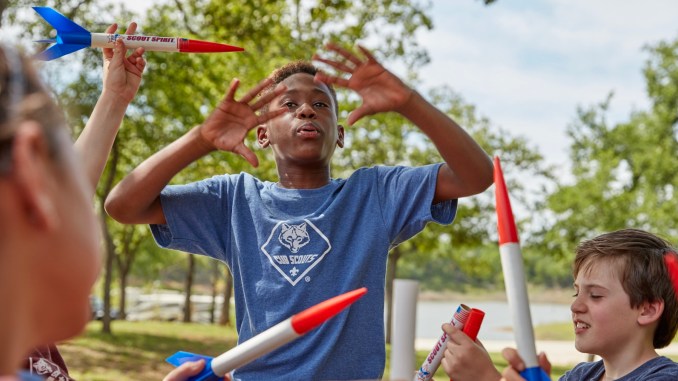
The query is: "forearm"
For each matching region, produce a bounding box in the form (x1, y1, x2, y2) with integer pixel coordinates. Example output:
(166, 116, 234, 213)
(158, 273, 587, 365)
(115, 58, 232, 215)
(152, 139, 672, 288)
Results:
(397, 91, 493, 198)
(74, 91, 130, 192)
(105, 125, 214, 224)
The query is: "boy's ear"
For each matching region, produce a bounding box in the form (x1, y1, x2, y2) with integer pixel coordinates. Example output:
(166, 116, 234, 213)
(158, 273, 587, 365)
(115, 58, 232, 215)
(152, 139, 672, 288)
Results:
(257, 125, 270, 148)
(337, 124, 345, 148)
(638, 299, 664, 326)
(12, 120, 59, 231)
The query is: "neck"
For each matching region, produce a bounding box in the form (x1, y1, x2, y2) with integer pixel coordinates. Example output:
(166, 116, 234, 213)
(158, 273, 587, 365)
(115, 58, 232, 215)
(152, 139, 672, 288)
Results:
(0, 241, 37, 376)
(600, 348, 658, 380)
(276, 165, 332, 189)
(0, 286, 32, 376)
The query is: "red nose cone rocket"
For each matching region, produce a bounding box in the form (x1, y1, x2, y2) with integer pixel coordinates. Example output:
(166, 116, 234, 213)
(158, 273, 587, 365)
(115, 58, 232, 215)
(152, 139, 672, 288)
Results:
(291, 287, 367, 334)
(494, 156, 519, 245)
(178, 39, 244, 53)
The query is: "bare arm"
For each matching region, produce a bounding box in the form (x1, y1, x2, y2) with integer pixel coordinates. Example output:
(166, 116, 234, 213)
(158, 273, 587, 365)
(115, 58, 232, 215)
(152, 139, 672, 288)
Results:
(74, 23, 145, 193)
(313, 43, 493, 203)
(104, 78, 285, 225)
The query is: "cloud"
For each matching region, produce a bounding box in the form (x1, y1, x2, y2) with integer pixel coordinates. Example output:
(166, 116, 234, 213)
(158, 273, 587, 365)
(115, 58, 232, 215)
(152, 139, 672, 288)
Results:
(416, 0, 678, 167)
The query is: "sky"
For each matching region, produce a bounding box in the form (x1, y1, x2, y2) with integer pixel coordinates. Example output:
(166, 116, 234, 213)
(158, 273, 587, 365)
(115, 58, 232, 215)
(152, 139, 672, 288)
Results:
(18, 0, 678, 172)
(415, 0, 678, 170)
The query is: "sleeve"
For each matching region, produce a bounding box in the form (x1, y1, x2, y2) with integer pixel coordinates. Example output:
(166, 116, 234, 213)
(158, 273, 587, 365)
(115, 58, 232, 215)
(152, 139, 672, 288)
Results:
(150, 175, 231, 260)
(375, 164, 457, 247)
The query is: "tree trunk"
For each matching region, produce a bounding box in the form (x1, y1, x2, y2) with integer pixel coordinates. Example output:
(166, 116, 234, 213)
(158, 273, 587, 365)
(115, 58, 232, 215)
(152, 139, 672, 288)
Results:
(99, 140, 120, 334)
(114, 226, 136, 320)
(209, 262, 220, 324)
(100, 214, 116, 334)
(183, 254, 195, 323)
(219, 266, 234, 326)
(385, 247, 402, 344)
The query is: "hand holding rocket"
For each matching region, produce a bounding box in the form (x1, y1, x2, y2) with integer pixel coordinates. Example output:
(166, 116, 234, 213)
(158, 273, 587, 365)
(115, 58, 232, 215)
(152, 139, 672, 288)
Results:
(33, 7, 243, 61)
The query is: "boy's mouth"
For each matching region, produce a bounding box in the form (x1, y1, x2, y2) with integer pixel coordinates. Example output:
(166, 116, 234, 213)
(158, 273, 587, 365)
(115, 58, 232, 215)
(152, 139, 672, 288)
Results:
(295, 123, 321, 138)
(574, 319, 591, 333)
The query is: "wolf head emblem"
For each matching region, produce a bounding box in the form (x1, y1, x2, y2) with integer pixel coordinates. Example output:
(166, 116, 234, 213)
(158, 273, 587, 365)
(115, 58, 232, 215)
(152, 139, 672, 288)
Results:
(279, 222, 310, 253)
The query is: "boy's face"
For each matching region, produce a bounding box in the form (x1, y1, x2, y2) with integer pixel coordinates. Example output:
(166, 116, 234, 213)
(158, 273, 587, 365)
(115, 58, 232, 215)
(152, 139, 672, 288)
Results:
(570, 260, 646, 358)
(258, 73, 344, 168)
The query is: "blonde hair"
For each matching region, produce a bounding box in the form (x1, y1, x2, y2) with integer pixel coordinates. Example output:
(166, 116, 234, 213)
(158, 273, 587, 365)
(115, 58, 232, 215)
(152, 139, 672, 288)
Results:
(0, 45, 67, 173)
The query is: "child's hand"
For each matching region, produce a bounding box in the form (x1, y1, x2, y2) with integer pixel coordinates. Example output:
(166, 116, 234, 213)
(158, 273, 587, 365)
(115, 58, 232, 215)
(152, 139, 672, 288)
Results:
(313, 43, 413, 126)
(102, 23, 146, 104)
(162, 359, 233, 381)
(440, 323, 501, 381)
(500, 348, 551, 381)
(199, 78, 285, 167)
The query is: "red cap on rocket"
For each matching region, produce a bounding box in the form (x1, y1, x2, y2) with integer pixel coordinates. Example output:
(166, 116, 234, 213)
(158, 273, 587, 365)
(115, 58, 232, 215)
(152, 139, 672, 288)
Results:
(494, 156, 519, 245)
(178, 39, 244, 53)
(292, 287, 367, 334)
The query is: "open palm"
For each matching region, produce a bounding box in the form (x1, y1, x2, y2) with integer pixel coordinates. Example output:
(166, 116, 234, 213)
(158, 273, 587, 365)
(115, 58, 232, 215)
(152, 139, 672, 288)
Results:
(200, 78, 285, 166)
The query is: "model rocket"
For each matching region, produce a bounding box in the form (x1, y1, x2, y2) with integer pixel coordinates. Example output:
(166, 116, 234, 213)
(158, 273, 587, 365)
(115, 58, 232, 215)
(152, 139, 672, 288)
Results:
(494, 157, 550, 381)
(32, 7, 244, 61)
(415, 304, 470, 381)
(166, 287, 367, 381)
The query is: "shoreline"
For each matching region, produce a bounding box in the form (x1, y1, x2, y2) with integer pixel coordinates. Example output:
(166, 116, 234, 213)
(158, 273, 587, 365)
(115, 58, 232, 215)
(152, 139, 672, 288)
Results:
(417, 287, 574, 305)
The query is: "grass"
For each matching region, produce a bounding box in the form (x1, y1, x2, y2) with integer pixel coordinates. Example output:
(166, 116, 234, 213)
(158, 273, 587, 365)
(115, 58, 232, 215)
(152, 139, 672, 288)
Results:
(59, 321, 238, 380)
(59, 320, 576, 380)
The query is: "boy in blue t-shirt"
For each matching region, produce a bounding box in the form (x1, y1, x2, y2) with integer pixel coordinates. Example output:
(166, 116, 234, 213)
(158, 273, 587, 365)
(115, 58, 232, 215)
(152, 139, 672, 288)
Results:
(442, 229, 678, 381)
(105, 43, 493, 380)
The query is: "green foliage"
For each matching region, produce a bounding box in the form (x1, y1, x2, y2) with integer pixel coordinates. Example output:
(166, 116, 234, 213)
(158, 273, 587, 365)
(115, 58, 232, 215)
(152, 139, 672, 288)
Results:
(539, 36, 678, 269)
(396, 86, 552, 290)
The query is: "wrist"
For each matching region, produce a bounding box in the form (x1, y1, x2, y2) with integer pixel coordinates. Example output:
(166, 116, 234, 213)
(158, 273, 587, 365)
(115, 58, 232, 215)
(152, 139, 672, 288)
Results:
(394, 88, 420, 117)
(189, 125, 217, 155)
(99, 89, 133, 109)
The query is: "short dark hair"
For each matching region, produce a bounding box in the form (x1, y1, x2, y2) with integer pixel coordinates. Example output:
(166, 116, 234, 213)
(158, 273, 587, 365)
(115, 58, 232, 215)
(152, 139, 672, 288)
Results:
(574, 228, 678, 348)
(262, 61, 338, 117)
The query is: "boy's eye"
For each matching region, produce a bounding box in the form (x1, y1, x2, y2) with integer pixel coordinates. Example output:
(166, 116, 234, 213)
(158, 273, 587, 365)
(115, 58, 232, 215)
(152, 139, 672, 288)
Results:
(590, 294, 602, 299)
(314, 102, 328, 108)
(284, 102, 297, 108)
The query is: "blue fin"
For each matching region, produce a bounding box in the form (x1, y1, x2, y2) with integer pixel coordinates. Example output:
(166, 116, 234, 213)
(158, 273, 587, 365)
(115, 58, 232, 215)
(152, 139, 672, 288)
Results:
(32, 7, 89, 34)
(166, 351, 223, 381)
(34, 43, 88, 61)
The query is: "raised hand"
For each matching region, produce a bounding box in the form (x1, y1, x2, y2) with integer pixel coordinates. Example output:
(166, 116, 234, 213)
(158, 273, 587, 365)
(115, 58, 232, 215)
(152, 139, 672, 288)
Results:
(312, 43, 413, 126)
(102, 22, 146, 104)
(198, 78, 286, 167)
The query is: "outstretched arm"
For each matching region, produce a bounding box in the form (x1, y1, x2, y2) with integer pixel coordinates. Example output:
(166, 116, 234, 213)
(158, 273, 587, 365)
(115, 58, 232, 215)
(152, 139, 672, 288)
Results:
(105, 78, 285, 225)
(74, 23, 146, 193)
(313, 43, 493, 202)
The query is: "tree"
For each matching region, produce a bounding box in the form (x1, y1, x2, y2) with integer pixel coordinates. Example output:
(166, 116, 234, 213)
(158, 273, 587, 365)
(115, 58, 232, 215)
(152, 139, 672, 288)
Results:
(539, 36, 678, 268)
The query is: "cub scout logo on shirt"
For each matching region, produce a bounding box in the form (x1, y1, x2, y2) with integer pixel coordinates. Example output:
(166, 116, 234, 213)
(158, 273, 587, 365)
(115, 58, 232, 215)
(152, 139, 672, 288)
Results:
(261, 219, 331, 285)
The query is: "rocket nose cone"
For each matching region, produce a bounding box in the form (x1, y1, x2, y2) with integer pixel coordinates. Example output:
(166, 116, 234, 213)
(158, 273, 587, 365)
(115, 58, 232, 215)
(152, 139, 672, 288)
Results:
(494, 157, 519, 244)
(291, 287, 367, 334)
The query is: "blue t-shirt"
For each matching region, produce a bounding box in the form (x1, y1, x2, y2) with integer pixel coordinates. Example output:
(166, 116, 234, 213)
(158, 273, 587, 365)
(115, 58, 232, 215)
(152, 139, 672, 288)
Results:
(151, 164, 456, 380)
(17, 371, 43, 380)
(560, 356, 678, 380)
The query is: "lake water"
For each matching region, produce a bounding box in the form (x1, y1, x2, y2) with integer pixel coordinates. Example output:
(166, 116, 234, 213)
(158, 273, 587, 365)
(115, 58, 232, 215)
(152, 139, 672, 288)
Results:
(415, 300, 572, 341)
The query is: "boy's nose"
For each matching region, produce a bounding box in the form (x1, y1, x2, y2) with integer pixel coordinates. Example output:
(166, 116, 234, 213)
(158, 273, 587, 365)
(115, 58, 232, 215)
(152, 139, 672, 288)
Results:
(296, 103, 316, 119)
(570, 296, 585, 313)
